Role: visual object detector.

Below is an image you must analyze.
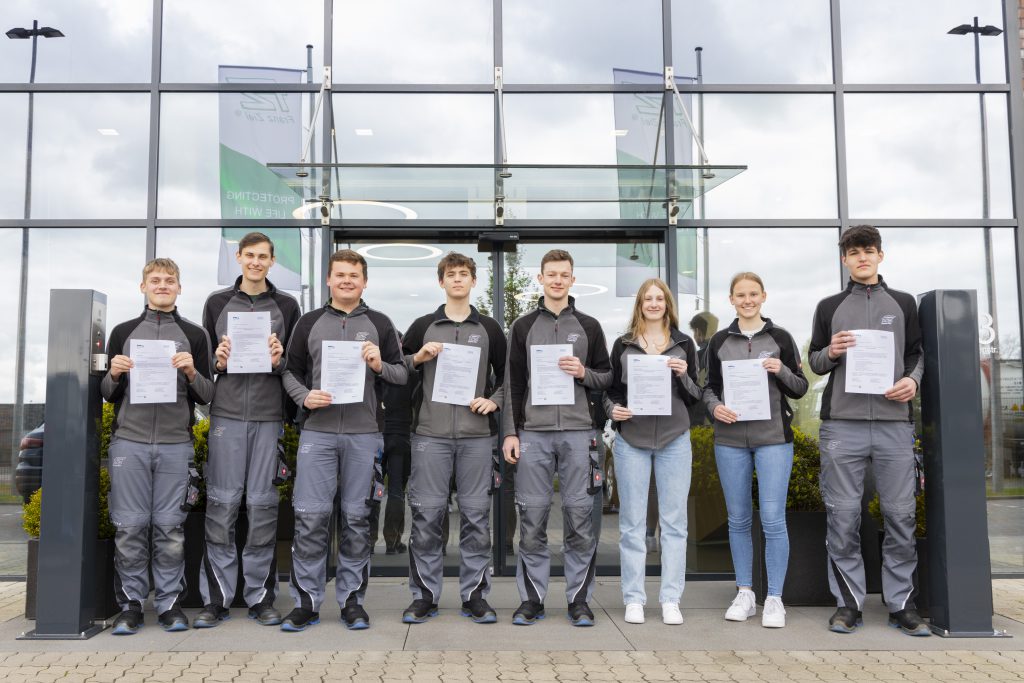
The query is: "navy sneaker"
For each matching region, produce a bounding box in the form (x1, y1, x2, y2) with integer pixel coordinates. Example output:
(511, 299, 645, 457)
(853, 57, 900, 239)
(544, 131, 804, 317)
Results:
(512, 600, 545, 626)
(461, 597, 497, 624)
(828, 607, 863, 633)
(111, 609, 143, 636)
(248, 602, 283, 626)
(402, 599, 438, 624)
(157, 606, 189, 632)
(568, 601, 595, 627)
(280, 607, 320, 632)
(193, 604, 230, 629)
(341, 603, 371, 630)
(888, 608, 931, 637)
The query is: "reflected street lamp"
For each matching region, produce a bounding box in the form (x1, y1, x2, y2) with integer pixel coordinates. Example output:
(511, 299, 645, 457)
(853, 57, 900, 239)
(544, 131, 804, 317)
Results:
(6, 19, 63, 482)
(948, 16, 1004, 492)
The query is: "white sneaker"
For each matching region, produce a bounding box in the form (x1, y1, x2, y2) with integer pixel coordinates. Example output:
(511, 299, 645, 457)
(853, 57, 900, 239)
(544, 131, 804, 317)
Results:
(624, 603, 645, 624)
(661, 602, 684, 625)
(724, 589, 757, 622)
(761, 596, 786, 628)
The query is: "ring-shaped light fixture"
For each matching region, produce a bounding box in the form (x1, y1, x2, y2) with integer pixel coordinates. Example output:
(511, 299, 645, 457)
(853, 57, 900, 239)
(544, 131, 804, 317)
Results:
(356, 243, 444, 261)
(291, 199, 418, 220)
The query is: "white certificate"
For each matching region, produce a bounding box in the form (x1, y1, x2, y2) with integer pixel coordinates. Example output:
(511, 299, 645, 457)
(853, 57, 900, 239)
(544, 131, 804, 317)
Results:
(627, 354, 672, 416)
(226, 311, 272, 374)
(845, 329, 895, 395)
(530, 344, 575, 406)
(321, 341, 365, 404)
(129, 339, 177, 404)
(432, 343, 481, 406)
(722, 358, 771, 422)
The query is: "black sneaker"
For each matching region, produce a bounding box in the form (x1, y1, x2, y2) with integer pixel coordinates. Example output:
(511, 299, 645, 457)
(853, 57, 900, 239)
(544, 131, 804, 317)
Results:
(280, 607, 320, 632)
(341, 603, 371, 630)
(402, 599, 438, 624)
(248, 602, 283, 626)
(568, 601, 595, 627)
(386, 541, 408, 555)
(192, 604, 230, 629)
(512, 600, 545, 626)
(157, 606, 189, 632)
(828, 607, 863, 633)
(888, 608, 931, 637)
(461, 597, 497, 624)
(111, 609, 143, 636)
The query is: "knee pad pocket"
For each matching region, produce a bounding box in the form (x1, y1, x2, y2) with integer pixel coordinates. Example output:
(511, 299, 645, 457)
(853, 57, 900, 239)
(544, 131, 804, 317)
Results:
(151, 525, 185, 565)
(518, 505, 549, 554)
(562, 506, 595, 553)
(204, 500, 237, 546)
(246, 504, 279, 547)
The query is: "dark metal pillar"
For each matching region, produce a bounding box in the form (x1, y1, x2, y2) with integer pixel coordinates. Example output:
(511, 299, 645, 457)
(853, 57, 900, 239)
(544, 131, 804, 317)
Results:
(20, 290, 107, 639)
(918, 289, 1008, 638)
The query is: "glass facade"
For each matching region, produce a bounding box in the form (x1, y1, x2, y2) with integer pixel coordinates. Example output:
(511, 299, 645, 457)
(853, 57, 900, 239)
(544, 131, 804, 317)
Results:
(0, 0, 1022, 580)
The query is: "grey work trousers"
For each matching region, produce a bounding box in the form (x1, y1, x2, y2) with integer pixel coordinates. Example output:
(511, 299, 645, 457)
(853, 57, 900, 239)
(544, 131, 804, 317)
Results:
(108, 438, 192, 614)
(514, 429, 598, 606)
(819, 419, 918, 613)
(407, 434, 494, 604)
(288, 429, 382, 613)
(200, 416, 281, 609)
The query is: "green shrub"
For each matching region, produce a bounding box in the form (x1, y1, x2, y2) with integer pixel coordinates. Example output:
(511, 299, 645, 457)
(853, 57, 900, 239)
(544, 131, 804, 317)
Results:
(24, 467, 115, 540)
(867, 492, 926, 538)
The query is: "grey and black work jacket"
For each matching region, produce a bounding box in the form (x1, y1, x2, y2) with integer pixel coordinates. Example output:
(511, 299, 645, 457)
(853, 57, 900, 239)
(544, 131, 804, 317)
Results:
(703, 318, 808, 447)
(808, 277, 923, 422)
(283, 300, 408, 434)
(604, 328, 702, 450)
(203, 276, 301, 422)
(403, 305, 507, 439)
(503, 296, 612, 434)
(101, 307, 214, 444)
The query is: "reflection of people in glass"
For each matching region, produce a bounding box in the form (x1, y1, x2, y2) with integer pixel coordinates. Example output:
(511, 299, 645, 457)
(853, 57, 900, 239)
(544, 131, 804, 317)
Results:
(502, 249, 612, 627)
(808, 225, 927, 636)
(401, 252, 506, 625)
(687, 311, 719, 427)
(703, 272, 808, 629)
(604, 278, 701, 626)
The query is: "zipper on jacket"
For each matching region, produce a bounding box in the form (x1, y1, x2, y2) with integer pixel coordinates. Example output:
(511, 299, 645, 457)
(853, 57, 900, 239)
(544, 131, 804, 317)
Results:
(340, 316, 347, 434)
(554, 318, 561, 431)
(452, 325, 460, 438)
(152, 311, 163, 443)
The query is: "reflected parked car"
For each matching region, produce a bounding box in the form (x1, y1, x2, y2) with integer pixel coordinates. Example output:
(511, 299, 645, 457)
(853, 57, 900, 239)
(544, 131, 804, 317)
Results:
(14, 423, 44, 503)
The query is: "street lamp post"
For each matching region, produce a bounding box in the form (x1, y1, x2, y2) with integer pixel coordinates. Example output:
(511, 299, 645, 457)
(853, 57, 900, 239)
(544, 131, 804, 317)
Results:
(948, 17, 1004, 492)
(6, 20, 64, 485)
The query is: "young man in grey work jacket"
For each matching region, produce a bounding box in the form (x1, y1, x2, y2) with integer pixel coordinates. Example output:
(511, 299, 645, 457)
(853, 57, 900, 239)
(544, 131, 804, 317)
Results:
(400, 251, 506, 625)
(194, 232, 301, 629)
(808, 225, 929, 637)
(502, 249, 612, 627)
(281, 249, 408, 632)
(102, 258, 214, 635)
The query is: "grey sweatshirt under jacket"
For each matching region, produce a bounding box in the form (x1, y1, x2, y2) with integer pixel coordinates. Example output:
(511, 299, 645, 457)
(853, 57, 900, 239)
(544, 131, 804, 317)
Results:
(203, 276, 302, 422)
(283, 300, 408, 434)
(101, 307, 214, 444)
(703, 318, 809, 448)
(808, 277, 923, 422)
(604, 328, 702, 451)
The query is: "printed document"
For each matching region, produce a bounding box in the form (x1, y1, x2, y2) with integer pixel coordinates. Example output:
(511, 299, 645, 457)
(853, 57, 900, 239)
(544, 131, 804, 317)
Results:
(321, 340, 365, 404)
(129, 339, 177, 404)
(627, 354, 672, 416)
(432, 343, 481, 406)
(226, 311, 272, 374)
(722, 358, 771, 422)
(530, 344, 575, 406)
(845, 329, 895, 395)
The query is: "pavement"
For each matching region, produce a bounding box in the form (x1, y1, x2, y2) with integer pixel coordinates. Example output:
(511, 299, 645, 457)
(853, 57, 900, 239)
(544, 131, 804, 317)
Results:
(0, 578, 1020, 681)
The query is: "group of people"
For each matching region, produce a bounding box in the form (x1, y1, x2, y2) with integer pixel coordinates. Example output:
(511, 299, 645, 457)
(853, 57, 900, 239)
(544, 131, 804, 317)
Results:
(101, 224, 929, 639)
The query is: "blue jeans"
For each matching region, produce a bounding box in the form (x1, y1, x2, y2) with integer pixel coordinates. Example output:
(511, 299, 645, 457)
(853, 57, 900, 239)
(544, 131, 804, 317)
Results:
(614, 432, 692, 605)
(714, 442, 794, 597)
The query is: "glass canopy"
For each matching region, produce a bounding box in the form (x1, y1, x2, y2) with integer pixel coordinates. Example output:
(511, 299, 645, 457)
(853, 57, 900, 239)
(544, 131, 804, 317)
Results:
(264, 163, 746, 221)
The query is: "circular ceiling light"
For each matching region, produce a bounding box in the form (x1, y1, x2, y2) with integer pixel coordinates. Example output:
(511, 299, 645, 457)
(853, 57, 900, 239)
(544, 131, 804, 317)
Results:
(569, 283, 608, 297)
(292, 199, 418, 220)
(356, 243, 443, 261)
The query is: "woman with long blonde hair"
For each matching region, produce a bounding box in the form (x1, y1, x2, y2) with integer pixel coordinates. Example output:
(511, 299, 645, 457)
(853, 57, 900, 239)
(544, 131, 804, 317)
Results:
(604, 278, 701, 625)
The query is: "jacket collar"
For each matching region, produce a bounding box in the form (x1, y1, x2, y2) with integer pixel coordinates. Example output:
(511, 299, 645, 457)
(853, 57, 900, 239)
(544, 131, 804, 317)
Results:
(623, 326, 690, 351)
(143, 306, 180, 321)
(232, 275, 277, 298)
(537, 295, 576, 317)
(325, 299, 368, 317)
(846, 274, 887, 293)
(430, 303, 482, 325)
(726, 316, 775, 336)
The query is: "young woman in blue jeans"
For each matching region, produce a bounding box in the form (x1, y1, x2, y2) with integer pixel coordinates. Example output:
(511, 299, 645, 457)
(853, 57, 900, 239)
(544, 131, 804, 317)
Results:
(702, 272, 808, 628)
(604, 278, 701, 625)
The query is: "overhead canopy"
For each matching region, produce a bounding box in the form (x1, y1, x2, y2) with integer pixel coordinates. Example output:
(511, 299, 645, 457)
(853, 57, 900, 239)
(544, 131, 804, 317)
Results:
(264, 163, 746, 221)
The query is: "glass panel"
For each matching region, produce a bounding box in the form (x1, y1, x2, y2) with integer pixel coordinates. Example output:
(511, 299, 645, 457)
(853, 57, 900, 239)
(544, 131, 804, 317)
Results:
(332, 239, 493, 565)
(841, 0, 1006, 84)
(696, 95, 837, 219)
(333, 0, 492, 84)
(0, 229, 25, 505)
(156, 229, 309, 325)
(161, 0, 323, 83)
(500, 240, 666, 572)
(502, 0, 663, 84)
(159, 93, 316, 219)
(0, 0, 152, 82)
(678, 227, 840, 572)
(671, 0, 833, 84)
(23, 228, 147, 404)
(31, 94, 149, 219)
(878, 227, 1023, 574)
(845, 94, 1013, 219)
(0, 95, 27, 219)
